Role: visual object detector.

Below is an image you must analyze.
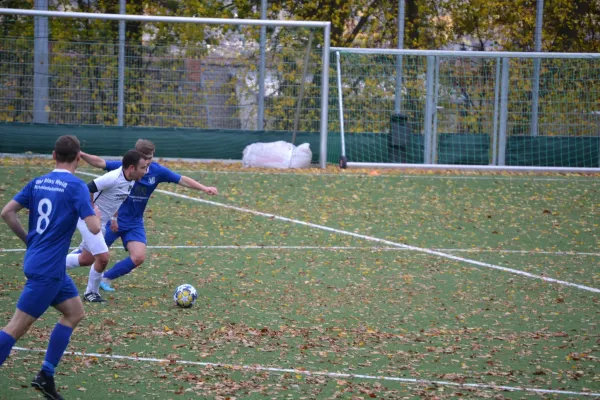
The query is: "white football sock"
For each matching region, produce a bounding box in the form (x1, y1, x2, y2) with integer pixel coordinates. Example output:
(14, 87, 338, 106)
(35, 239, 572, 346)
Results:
(86, 265, 103, 294)
(65, 253, 81, 269)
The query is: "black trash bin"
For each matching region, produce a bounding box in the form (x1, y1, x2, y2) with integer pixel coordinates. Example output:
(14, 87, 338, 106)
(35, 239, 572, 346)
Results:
(388, 113, 411, 163)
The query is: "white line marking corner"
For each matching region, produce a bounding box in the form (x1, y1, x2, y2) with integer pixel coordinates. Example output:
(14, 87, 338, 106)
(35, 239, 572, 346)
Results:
(12, 347, 599, 397)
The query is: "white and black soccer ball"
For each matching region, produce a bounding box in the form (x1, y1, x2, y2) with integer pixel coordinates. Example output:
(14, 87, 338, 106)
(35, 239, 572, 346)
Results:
(173, 284, 198, 308)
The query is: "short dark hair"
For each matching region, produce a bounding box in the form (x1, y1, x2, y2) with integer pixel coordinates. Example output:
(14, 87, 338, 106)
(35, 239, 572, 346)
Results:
(122, 149, 148, 169)
(135, 139, 155, 157)
(54, 135, 80, 163)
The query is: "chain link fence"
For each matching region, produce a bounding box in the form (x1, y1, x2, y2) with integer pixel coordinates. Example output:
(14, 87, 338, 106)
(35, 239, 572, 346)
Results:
(0, 28, 324, 131)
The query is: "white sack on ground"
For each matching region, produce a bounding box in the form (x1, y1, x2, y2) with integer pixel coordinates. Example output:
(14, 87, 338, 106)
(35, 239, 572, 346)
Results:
(242, 141, 312, 169)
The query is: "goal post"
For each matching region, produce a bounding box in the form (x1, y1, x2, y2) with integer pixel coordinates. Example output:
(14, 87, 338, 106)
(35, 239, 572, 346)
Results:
(0, 7, 331, 167)
(333, 47, 600, 172)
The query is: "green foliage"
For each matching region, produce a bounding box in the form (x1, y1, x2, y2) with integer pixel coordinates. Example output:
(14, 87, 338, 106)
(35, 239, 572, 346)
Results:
(445, 0, 599, 52)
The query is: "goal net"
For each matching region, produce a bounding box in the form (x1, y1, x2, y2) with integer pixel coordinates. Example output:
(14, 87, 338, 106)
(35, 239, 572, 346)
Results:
(333, 48, 600, 171)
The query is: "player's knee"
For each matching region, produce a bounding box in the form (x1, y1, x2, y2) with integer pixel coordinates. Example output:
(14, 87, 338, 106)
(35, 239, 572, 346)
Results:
(94, 253, 110, 271)
(66, 309, 86, 327)
(131, 253, 145, 266)
(80, 252, 96, 267)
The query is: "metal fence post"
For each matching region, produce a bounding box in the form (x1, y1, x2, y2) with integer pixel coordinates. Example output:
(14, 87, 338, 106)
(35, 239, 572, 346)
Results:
(319, 23, 331, 168)
(531, 0, 544, 137)
(394, 0, 405, 114)
(498, 58, 510, 166)
(336, 52, 347, 164)
(257, 0, 267, 130)
(424, 55, 435, 164)
(117, 0, 125, 126)
(431, 55, 440, 164)
(491, 57, 501, 165)
(33, 0, 48, 123)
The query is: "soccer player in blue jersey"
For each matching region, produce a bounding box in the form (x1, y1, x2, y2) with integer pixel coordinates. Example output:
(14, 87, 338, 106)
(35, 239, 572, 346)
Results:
(0, 136, 102, 400)
(80, 139, 218, 291)
(66, 149, 150, 303)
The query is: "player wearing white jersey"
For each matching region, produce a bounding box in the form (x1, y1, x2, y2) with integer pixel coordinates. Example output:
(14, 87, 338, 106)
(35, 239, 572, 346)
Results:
(92, 167, 135, 229)
(66, 149, 150, 303)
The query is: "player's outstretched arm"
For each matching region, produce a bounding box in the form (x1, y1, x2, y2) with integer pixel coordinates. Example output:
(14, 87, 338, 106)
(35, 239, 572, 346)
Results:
(80, 151, 107, 170)
(178, 176, 218, 195)
(1, 200, 27, 244)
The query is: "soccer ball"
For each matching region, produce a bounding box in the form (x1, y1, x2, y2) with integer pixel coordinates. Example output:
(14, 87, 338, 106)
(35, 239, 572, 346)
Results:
(173, 284, 198, 308)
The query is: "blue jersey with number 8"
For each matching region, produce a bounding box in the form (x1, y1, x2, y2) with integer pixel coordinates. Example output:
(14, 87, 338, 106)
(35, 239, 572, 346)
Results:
(13, 170, 95, 279)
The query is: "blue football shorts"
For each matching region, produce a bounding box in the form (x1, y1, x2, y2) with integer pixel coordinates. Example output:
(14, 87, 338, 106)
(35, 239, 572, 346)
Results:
(17, 274, 79, 319)
(104, 222, 147, 251)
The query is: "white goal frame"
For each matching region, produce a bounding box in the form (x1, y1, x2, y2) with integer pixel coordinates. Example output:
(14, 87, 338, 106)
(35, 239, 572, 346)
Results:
(333, 47, 600, 173)
(0, 7, 332, 168)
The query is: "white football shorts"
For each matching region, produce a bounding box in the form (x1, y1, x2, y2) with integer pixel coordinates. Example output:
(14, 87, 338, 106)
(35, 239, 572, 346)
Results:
(76, 218, 109, 255)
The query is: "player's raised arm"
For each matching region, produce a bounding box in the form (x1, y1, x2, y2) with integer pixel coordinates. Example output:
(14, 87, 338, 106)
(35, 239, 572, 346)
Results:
(80, 151, 107, 170)
(1, 200, 27, 244)
(178, 176, 218, 195)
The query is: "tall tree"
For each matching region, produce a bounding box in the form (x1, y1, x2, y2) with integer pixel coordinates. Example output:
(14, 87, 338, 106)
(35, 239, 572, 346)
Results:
(446, 0, 599, 52)
(229, 0, 451, 49)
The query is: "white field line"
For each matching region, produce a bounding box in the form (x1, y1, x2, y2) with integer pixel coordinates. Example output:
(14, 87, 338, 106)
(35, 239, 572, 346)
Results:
(17, 170, 589, 294)
(151, 246, 600, 256)
(2, 245, 600, 257)
(178, 170, 600, 182)
(1, 162, 599, 182)
(11, 347, 600, 397)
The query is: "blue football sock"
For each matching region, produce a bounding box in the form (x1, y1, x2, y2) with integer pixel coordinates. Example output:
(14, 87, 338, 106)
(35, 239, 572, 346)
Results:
(42, 323, 73, 376)
(0, 330, 17, 366)
(103, 257, 136, 281)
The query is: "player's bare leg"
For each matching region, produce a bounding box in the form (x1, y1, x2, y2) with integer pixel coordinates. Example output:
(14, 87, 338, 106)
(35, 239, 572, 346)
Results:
(2, 308, 37, 341)
(100, 241, 146, 292)
(127, 241, 147, 267)
(53, 296, 85, 329)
